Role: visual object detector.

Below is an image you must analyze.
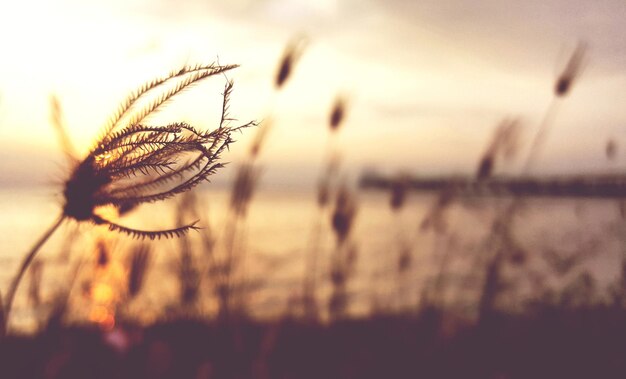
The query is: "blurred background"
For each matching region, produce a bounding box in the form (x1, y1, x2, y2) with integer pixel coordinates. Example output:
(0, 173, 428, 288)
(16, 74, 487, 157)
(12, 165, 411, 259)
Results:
(1, 0, 626, 330)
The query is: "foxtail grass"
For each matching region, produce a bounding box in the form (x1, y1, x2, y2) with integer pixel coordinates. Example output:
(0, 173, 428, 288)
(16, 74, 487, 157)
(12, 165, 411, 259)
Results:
(476, 43, 587, 321)
(275, 36, 307, 89)
(522, 42, 586, 174)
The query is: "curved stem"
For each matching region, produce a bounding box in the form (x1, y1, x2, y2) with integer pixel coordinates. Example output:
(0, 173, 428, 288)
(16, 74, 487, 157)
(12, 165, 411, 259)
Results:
(3, 213, 65, 332)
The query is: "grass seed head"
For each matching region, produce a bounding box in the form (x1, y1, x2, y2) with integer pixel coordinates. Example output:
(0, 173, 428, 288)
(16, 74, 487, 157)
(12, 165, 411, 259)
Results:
(329, 95, 348, 132)
(555, 42, 586, 97)
(331, 184, 358, 245)
(275, 36, 307, 89)
(476, 118, 520, 181)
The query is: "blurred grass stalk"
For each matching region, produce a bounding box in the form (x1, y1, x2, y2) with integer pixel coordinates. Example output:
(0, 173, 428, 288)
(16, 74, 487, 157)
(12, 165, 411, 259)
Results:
(328, 183, 358, 321)
(477, 42, 587, 321)
(302, 95, 349, 321)
(215, 36, 307, 320)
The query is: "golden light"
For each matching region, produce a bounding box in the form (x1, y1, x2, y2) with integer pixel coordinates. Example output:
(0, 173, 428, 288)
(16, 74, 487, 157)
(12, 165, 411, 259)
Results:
(94, 151, 115, 167)
(89, 305, 116, 331)
(91, 282, 115, 304)
(86, 237, 126, 330)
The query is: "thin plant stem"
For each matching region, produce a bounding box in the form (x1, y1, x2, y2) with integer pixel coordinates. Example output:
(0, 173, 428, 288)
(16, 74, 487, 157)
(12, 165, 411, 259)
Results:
(3, 213, 65, 332)
(476, 97, 562, 320)
(217, 211, 240, 321)
(302, 208, 325, 320)
(521, 97, 561, 174)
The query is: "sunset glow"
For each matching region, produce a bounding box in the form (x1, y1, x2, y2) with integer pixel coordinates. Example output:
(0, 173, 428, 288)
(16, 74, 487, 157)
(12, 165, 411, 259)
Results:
(1, 0, 625, 187)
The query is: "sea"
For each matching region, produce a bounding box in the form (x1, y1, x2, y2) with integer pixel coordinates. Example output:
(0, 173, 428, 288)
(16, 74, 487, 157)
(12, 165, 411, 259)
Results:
(0, 186, 624, 332)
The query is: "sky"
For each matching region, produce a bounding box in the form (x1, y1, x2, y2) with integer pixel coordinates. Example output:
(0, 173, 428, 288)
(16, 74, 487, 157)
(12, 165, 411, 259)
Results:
(0, 0, 625, 188)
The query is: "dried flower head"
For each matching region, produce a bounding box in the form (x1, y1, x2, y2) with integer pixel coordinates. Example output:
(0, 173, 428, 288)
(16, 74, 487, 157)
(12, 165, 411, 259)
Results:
(2, 63, 254, 331)
(63, 63, 255, 239)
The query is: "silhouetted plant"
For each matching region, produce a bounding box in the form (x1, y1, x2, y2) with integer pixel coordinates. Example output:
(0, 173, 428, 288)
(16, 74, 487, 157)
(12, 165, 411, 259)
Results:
(476, 118, 520, 181)
(275, 36, 307, 89)
(476, 43, 587, 321)
(328, 183, 359, 320)
(2, 62, 254, 333)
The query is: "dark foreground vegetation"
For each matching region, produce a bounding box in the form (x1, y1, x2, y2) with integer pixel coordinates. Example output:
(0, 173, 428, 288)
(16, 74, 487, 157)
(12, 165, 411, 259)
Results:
(2, 307, 625, 379)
